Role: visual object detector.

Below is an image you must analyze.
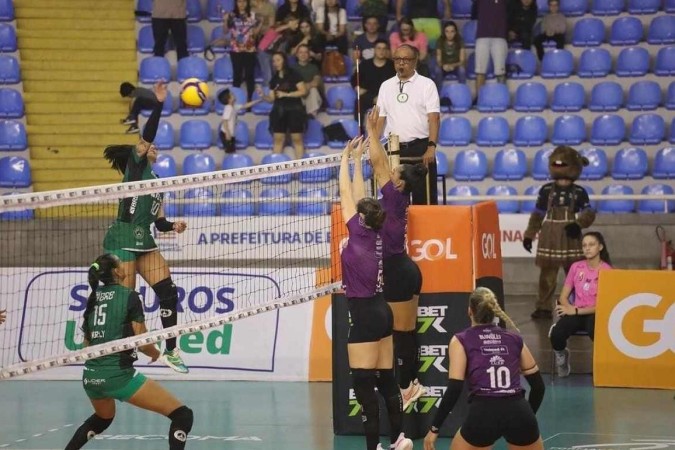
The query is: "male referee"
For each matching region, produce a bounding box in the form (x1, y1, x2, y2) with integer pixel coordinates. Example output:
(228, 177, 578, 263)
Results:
(375, 44, 441, 205)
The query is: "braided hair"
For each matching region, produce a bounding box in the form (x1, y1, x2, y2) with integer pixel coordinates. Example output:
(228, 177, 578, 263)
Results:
(82, 254, 120, 341)
(469, 287, 519, 331)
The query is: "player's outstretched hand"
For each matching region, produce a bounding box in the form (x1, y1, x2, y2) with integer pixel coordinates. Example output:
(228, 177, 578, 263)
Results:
(365, 106, 379, 132)
(173, 221, 187, 234)
(0, 309, 6, 325)
(423, 431, 438, 450)
(153, 81, 168, 103)
(352, 136, 364, 161)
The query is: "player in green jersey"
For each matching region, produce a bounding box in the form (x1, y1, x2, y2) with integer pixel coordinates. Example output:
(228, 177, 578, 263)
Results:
(65, 253, 193, 450)
(102, 82, 189, 374)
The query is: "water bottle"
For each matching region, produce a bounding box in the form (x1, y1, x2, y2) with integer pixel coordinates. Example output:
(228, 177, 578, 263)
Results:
(667, 256, 673, 271)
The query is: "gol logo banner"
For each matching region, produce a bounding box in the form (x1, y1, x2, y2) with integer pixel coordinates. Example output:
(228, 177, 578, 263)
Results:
(594, 270, 675, 389)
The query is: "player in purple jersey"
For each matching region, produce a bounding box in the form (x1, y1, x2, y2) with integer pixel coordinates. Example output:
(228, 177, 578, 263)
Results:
(424, 287, 545, 450)
(339, 137, 414, 450)
(365, 106, 430, 409)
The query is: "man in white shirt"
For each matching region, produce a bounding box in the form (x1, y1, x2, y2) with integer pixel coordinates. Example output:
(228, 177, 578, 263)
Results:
(375, 44, 441, 205)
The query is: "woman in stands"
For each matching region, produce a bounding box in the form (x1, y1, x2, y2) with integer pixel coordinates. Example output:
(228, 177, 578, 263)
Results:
(550, 231, 612, 377)
(223, 0, 259, 101)
(65, 253, 193, 450)
(423, 287, 545, 450)
(365, 107, 429, 409)
(102, 81, 189, 374)
(339, 136, 413, 450)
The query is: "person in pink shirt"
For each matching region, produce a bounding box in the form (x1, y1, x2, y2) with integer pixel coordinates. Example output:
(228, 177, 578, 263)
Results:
(549, 231, 612, 377)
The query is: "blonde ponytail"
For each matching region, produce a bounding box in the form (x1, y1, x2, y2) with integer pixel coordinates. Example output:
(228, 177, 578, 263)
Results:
(470, 287, 519, 331)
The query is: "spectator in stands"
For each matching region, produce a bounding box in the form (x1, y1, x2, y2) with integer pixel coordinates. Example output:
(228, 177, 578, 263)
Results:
(435, 21, 466, 88)
(0, 308, 5, 325)
(353, 16, 387, 61)
(259, 52, 308, 159)
(472, 0, 509, 96)
(151, 0, 188, 61)
(389, 18, 430, 76)
(396, 0, 451, 48)
(293, 44, 325, 117)
(351, 39, 396, 129)
(223, 0, 260, 101)
(218, 89, 261, 153)
(315, 0, 349, 55)
(275, 0, 311, 24)
(119, 82, 159, 134)
(550, 232, 612, 377)
(359, 0, 389, 33)
(274, 15, 303, 54)
(291, 18, 326, 66)
(508, 0, 538, 50)
(533, 0, 566, 60)
(253, 0, 277, 89)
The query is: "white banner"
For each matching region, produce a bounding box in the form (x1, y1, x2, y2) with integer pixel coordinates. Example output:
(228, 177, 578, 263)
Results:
(498, 214, 536, 258)
(0, 268, 316, 381)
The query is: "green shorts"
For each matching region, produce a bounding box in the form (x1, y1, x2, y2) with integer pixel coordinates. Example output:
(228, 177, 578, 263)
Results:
(83, 367, 147, 402)
(103, 222, 157, 262)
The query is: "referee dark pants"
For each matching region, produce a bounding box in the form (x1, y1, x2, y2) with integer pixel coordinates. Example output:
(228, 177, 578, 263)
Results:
(400, 138, 438, 205)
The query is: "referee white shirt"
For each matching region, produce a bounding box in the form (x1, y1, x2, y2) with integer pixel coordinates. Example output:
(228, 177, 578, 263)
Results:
(376, 71, 440, 142)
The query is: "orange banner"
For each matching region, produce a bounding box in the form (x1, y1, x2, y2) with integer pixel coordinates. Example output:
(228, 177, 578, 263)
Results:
(330, 203, 348, 285)
(472, 202, 503, 280)
(309, 268, 334, 381)
(594, 270, 675, 389)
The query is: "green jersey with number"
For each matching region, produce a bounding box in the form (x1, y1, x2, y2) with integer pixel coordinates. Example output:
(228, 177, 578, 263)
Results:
(83, 284, 145, 370)
(116, 150, 163, 227)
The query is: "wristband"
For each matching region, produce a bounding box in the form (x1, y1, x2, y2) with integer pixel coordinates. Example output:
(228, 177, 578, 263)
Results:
(154, 217, 174, 232)
(428, 141, 437, 148)
(429, 425, 440, 434)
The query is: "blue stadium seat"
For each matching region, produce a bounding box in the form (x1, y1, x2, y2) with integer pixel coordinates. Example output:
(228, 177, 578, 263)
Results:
(327, 119, 359, 149)
(487, 185, 519, 213)
(0, 88, 23, 118)
(648, 15, 675, 44)
(514, 82, 547, 112)
(612, 147, 648, 179)
(551, 81, 585, 112)
(477, 83, 510, 112)
(668, 0, 675, 12)
(672, 118, 675, 144)
(213, 55, 234, 84)
(440, 83, 472, 113)
(300, 152, 333, 183)
(297, 187, 330, 215)
(186, 0, 203, 22)
(0, 120, 26, 150)
(161, 191, 179, 217)
(453, 149, 488, 181)
(209, 26, 230, 54)
(186, 25, 206, 53)
(592, 0, 624, 15)
(259, 187, 292, 216)
(552, 115, 586, 145)
(0, 192, 33, 221)
(326, 85, 356, 115)
(0, 55, 19, 83)
(493, 148, 527, 180)
(251, 87, 273, 115)
(577, 48, 612, 77)
(580, 147, 608, 180)
(653, 147, 675, 179)
(598, 184, 634, 213)
(184, 187, 217, 217)
(139, 57, 171, 83)
(0, 156, 30, 187)
(589, 81, 623, 111)
(616, 47, 650, 77)
(627, 0, 660, 14)
(176, 56, 209, 83)
(152, 120, 175, 150)
(506, 49, 537, 79)
(0, 23, 16, 51)
(221, 188, 254, 216)
(591, 114, 626, 145)
(138, 26, 159, 53)
(136, 0, 152, 22)
(572, 18, 605, 46)
(152, 154, 177, 178)
(233, 121, 250, 150)
(655, 46, 675, 76)
(222, 153, 254, 172)
(639, 184, 675, 213)
(513, 115, 548, 146)
(476, 116, 509, 146)
(626, 81, 662, 111)
(630, 113, 665, 145)
(436, 151, 449, 177)
(462, 20, 477, 48)
(667, 82, 675, 110)
(207, 0, 234, 21)
(541, 49, 574, 78)
(140, 92, 174, 117)
(521, 185, 542, 213)
(439, 116, 472, 146)
(447, 185, 479, 206)
(183, 153, 216, 175)
(0, 0, 14, 21)
(346, 158, 373, 181)
(467, 52, 494, 79)
(452, 0, 473, 18)
(179, 93, 211, 115)
(260, 153, 292, 184)
(179, 120, 212, 150)
(346, 0, 362, 20)
(532, 147, 555, 180)
(254, 120, 273, 149)
(324, 55, 352, 83)
(561, 0, 588, 15)
(303, 119, 324, 149)
(609, 17, 643, 45)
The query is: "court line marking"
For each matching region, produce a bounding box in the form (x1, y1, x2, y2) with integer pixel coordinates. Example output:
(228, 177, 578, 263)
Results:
(545, 433, 675, 439)
(0, 423, 74, 448)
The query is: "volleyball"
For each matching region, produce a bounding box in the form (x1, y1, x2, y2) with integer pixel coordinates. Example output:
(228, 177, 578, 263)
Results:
(180, 78, 209, 107)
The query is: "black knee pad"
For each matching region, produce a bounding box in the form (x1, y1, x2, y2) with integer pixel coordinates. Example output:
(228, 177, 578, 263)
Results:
(375, 369, 398, 398)
(153, 277, 178, 312)
(352, 369, 378, 411)
(169, 406, 194, 443)
(86, 414, 113, 437)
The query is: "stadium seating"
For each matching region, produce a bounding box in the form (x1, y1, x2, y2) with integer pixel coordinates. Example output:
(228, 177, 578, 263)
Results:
(251, 88, 273, 115)
(213, 55, 234, 84)
(476, 116, 509, 146)
(259, 187, 292, 215)
(467, 52, 494, 79)
(180, 94, 211, 116)
(233, 121, 250, 150)
(487, 185, 519, 213)
(667, 0, 675, 12)
(652, 147, 675, 179)
(514, 82, 547, 112)
(493, 148, 527, 180)
(589, 81, 623, 111)
(638, 184, 675, 213)
(0, 0, 14, 21)
(140, 92, 174, 117)
(440, 83, 472, 113)
(327, 119, 358, 148)
(260, 153, 292, 184)
(0, 192, 33, 221)
(615, 47, 650, 77)
(139, 57, 171, 83)
(453, 149, 488, 181)
(221, 188, 254, 216)
(207, 0, 235, 21)
(592, 0, 624, 15)
(627, 0, 660, 13)
(209, 27, 229, 54)
(176, 56, 209, 83)
(222, 153, 254, 171)
(138, 26, 159, 54)
(611, 147, 648, 179)
(630, 113, 666, 144)
(324, 55, 352, 82)
(551, 82, 585, 111)
(0, 120, 27, 150)
(186, 25, 206, 53)
(0, 156, 30, 187)
(654, 46, 675, 76)
(552, 115, 586, 145)
(0, 23, 16, 52)
(297, 187, 330, 215)
(152, 121, 175, 150)
(477, 83, 510, 112)
(590, 114, 626, 145)
(462, 20, 477, 48)
(0, 88, 23, 118)
(303, 119, 324, 149)
(152, 154, 177, 178)
(541, 49, 574, 78)
(183, 153, 216, 175)
(666, 82, 675, 110)
(436, 151, 449, 195)
(439, 116, 472, 146)
(452, 0, 473, 18)
(446, 185, 479, 206)
(561, 0, 588, 16)
(186, 0, 203, 22)
(577, 48, 612, 77)
(579, 147, 608, 180)
(299, 151, 333, 183)
(626, 80, 662, 110)
(609, 16, 643, 45)
(572, 18, 605, 46)
(532, 148, 555, 180)
(254, 120, 273, 149)
(506, 49, 537, 79)
(521, 185, 542, 213)
(671, 118, 675, 144)
(136, 0, 152, 22)
(598, 184, 634, 213)
(0, 55, 19, 83)
(513, 115, 548, 146)
(180, 120, 213, 149)
(326, 85, 356, 115)
(648, 15, 675, 45)
(184, 187, 217, 216)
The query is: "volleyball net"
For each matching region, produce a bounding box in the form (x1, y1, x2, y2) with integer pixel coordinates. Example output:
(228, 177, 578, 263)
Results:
(0, 153, 374, 379)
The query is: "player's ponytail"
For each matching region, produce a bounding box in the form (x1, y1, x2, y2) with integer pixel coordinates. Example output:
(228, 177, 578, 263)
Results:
(399, 163, 428, 194)
(82, 254, 119, 340)
(104, 145, 133, 174)
(583, 231, 611, 266)
(357, 197, 386, 231)
(469, 287, 519, 331)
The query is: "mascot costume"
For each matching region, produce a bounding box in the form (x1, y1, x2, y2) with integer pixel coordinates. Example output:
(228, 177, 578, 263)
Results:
(523, 146, 596, 319)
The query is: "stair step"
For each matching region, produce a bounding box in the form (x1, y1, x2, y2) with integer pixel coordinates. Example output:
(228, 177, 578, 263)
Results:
(14, 0, 132, 10)
(18, 37, 137, 51)
(17, 29, 136, 41)
(33, 168, 119, 181)
(23, 80, 125, 94)
(22, 70, 137, 82)
(31, 146, 108, 159)
(15, 8, 133, 20)
(20, 49, 136, 62)
(35, 204, 118, 218)
(29, 134, 138, 147)
(28, 114, 126, 126)
(21, 60, 137, 72)
(15, 18, 134, 30)
(28, 124, 132, 135)
(26, 102, 128, 114)
(24, 92, 125, 103)
(31, 159, 111, 170)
